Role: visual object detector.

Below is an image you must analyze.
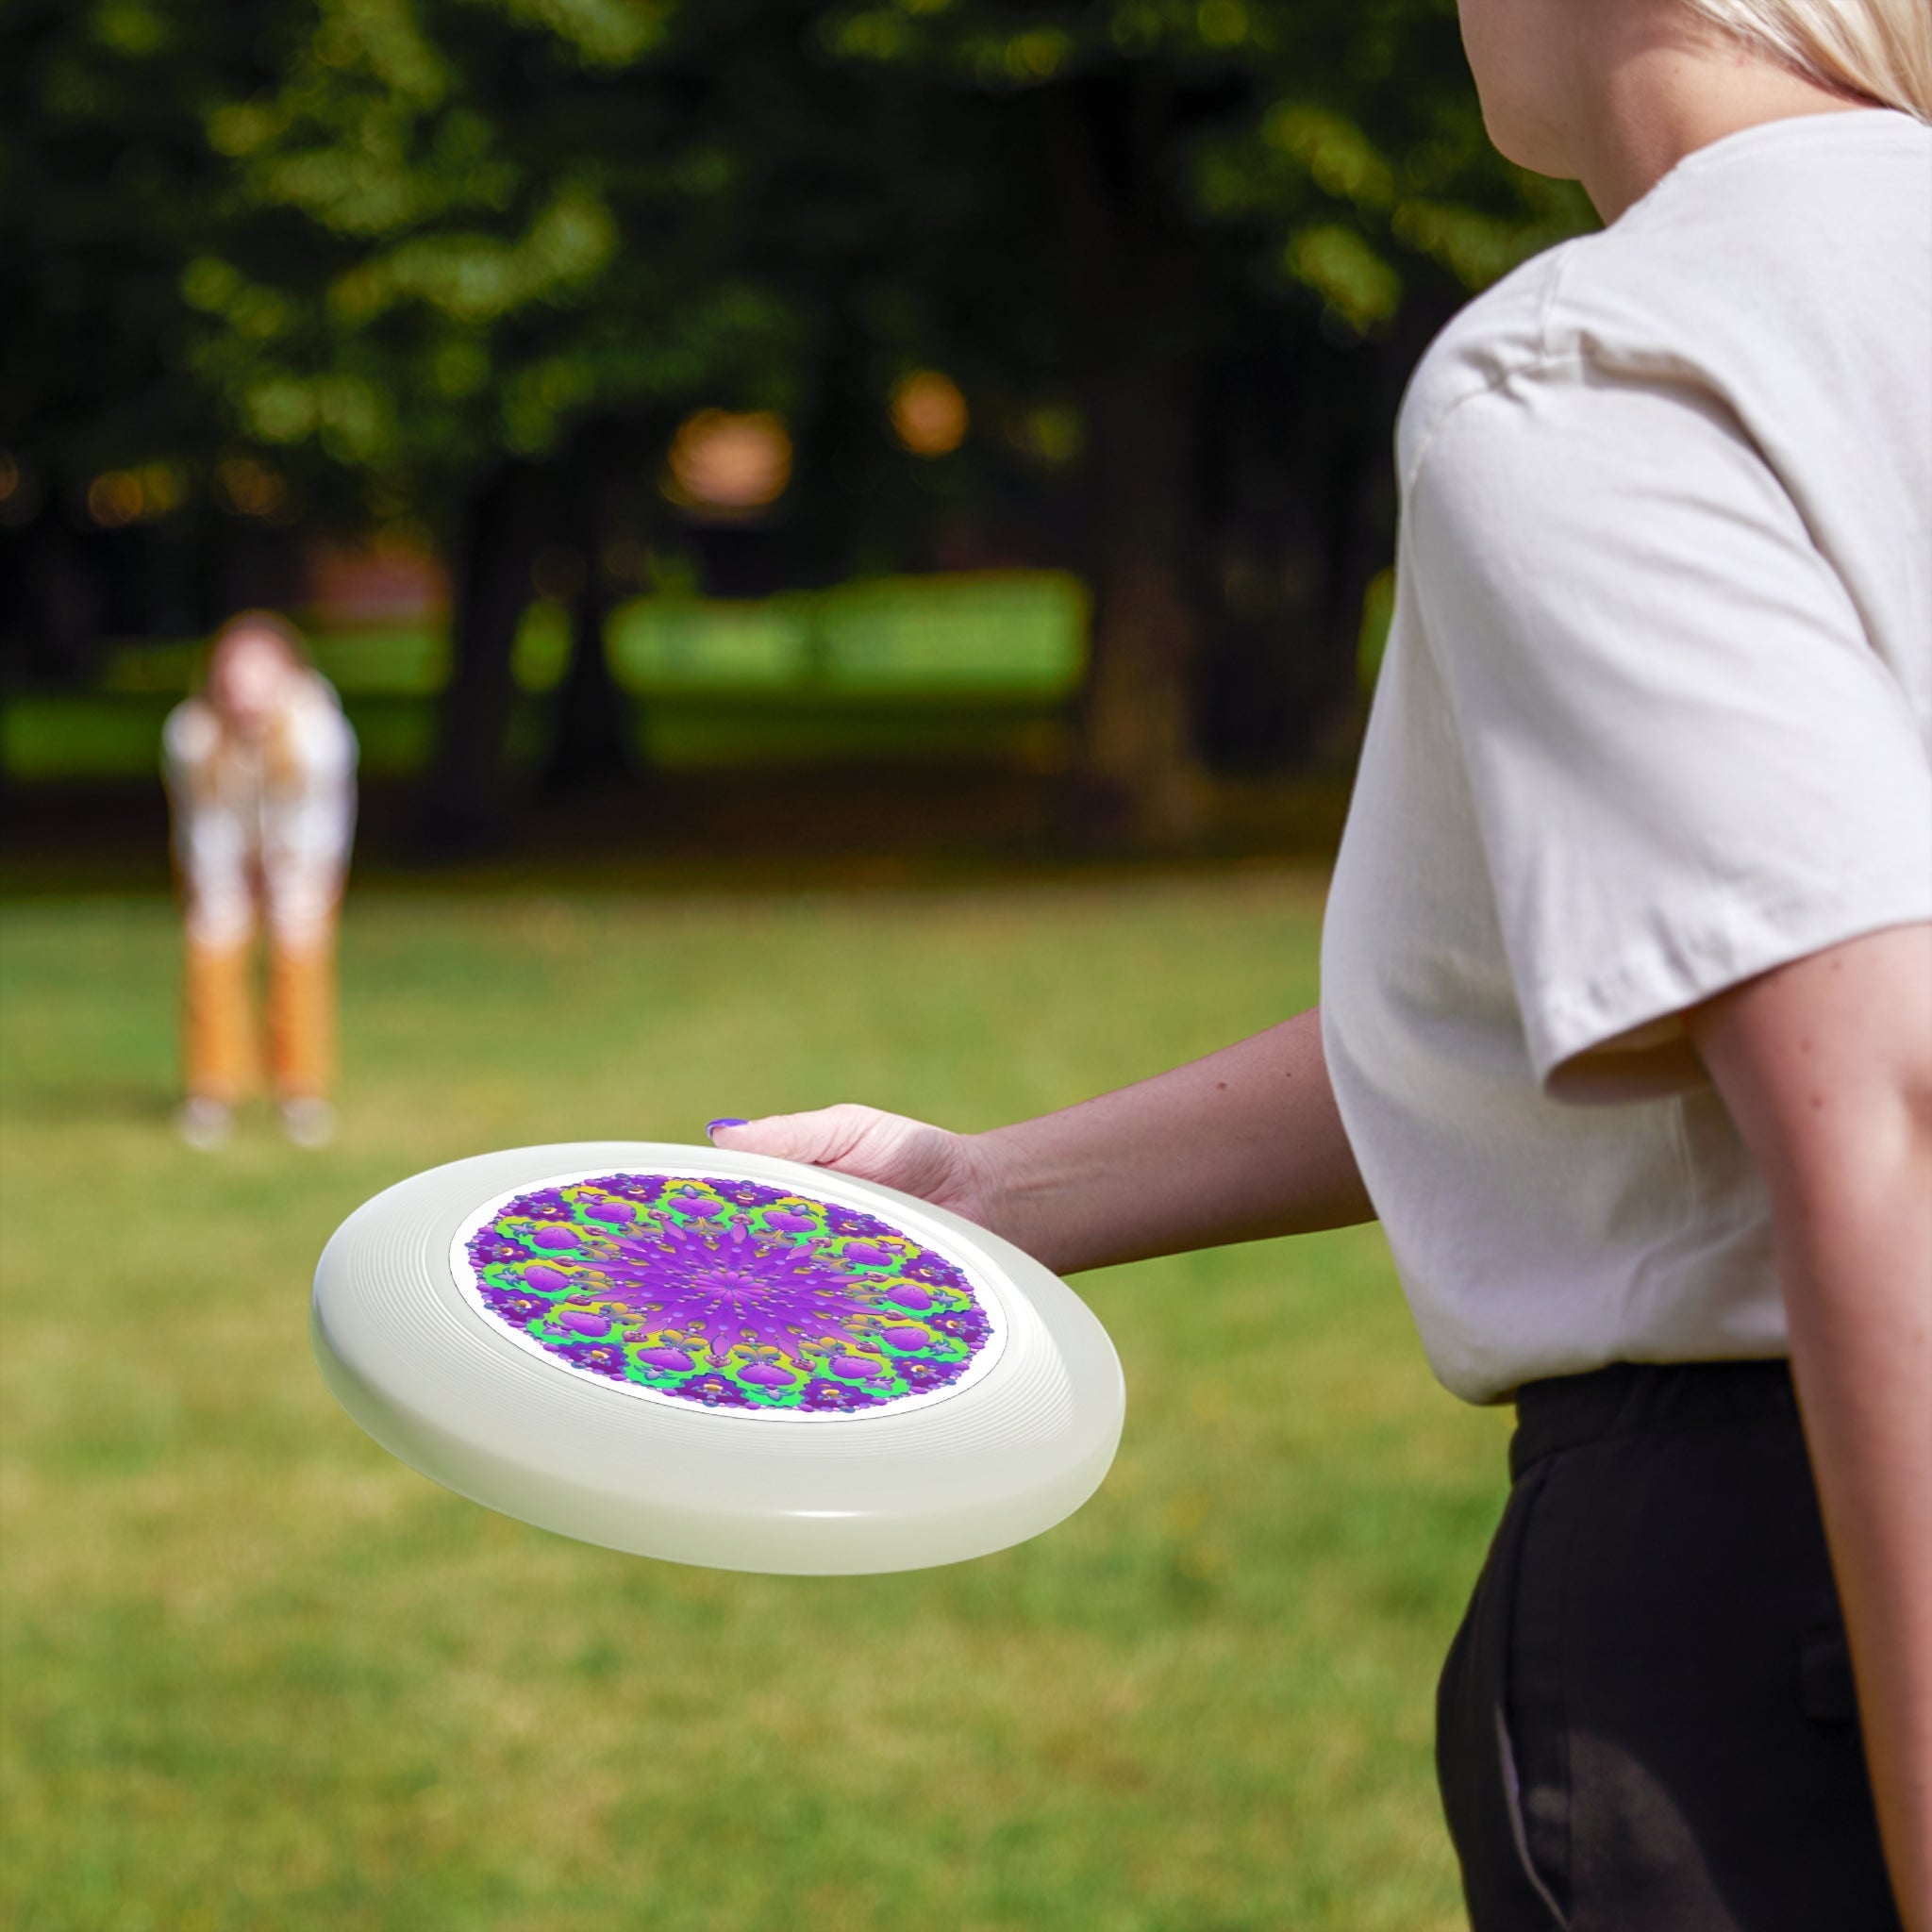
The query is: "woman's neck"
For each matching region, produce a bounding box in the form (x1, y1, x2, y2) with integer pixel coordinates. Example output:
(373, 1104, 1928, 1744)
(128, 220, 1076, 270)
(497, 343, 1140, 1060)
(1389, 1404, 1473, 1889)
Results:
(1574, 16, 1876, 223)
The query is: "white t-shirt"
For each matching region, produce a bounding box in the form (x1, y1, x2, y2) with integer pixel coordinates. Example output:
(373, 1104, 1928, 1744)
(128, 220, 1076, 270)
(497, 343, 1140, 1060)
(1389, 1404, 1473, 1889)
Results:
(163, 671, 358, 950)
(1322, 109, 1932, 1405)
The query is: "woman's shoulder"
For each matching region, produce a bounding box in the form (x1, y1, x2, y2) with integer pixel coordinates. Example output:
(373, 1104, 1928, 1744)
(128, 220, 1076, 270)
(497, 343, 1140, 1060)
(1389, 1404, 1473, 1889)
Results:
(1398, 110, 1931, 490)
(291, 666, 345, 716)
(283, 673, 358, 768)
(1395, 243, 1583, 485)
(162, 696, 221, 768)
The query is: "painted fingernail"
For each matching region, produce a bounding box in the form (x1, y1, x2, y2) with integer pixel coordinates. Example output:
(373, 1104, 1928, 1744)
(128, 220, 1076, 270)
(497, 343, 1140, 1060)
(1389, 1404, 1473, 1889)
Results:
(706, 1118, 748, 1139)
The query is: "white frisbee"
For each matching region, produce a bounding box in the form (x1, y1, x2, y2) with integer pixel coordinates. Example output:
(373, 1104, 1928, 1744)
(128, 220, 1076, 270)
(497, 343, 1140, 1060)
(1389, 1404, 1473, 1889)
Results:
(310, 1141, 1124, 1574)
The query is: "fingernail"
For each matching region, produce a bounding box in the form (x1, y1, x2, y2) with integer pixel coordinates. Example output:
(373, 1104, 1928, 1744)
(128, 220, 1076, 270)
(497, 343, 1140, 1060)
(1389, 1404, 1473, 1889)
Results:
(706, 1118, 748, 1140)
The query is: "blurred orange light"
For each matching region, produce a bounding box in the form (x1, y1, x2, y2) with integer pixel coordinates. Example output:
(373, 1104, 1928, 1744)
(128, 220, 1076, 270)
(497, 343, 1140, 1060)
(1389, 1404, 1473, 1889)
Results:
(663, 410, 792, 514)
(87, 471, 144, 528)
(0, 451, 19, 503)
(215, 457, 291, 521)
(891, 371, 969, 458)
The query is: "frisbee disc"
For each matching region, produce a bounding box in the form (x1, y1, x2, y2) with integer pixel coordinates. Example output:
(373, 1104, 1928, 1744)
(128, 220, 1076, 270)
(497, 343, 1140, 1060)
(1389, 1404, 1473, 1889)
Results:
(310, 1141, 1124, 1574)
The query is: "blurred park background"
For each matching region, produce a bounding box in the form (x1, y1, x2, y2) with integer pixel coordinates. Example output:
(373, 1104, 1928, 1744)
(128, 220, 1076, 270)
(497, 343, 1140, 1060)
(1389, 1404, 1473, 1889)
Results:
(1, 1, 1585, 1924)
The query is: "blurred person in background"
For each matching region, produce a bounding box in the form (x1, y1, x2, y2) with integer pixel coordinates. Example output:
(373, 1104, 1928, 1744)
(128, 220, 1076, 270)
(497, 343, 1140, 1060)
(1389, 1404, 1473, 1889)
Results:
(163, 611, 358, 1151)
(711, 0, 1932, 1926)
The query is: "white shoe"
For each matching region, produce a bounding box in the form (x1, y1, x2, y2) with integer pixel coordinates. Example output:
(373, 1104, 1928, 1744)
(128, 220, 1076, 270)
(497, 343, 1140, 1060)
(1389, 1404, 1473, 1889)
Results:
(176, 1096, 233, 1151)
(280, 1097, 338, 1149)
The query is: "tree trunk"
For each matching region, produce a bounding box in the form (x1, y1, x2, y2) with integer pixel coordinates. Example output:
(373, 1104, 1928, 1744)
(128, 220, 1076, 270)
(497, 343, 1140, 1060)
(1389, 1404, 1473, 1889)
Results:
(13, 509, 107, 687)
(541, 557, 634, 797)
(1045, 76, 1210, 848)
(541, 418, 658, 798)
(417, 461, 542, 858)
(1079, 360, 1206, 844)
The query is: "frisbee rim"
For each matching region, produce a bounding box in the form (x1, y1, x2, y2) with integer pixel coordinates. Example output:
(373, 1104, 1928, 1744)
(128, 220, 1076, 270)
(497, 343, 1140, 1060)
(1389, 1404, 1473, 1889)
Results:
(310, 1140, 1124, 1574)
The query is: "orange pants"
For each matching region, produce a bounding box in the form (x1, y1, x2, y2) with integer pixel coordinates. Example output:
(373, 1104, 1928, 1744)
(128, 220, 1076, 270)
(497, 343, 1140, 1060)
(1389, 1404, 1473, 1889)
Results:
(184, 923, 337, 1105)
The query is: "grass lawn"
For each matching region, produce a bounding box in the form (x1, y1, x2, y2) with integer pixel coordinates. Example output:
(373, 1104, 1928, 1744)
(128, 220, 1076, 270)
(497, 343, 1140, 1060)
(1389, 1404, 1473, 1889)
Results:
(0, 874, 1507, 1932)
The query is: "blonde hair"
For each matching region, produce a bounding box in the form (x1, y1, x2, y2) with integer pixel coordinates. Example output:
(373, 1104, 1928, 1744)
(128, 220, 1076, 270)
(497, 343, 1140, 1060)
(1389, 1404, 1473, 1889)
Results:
(1682, 0, 1932, 120)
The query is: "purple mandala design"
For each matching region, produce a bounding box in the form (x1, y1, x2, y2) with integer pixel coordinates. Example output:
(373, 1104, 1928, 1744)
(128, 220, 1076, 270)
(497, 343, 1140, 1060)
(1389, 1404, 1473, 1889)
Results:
(455, 1172, 1001, 1417)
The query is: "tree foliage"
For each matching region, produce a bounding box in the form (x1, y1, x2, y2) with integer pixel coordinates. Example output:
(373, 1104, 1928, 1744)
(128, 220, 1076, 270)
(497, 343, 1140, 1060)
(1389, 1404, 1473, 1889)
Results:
(4, 0, 1594, 838)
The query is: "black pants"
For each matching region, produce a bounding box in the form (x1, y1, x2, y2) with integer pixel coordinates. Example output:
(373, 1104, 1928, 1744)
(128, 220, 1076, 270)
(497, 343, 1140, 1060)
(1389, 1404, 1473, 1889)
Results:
(1436, 1360, 1900, 1931)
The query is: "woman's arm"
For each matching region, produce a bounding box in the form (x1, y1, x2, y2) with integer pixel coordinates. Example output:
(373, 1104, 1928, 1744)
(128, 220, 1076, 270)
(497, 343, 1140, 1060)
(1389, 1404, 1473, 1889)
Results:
(1689, 923, 1932, 1932)
(710, 1005, 1374, 1275)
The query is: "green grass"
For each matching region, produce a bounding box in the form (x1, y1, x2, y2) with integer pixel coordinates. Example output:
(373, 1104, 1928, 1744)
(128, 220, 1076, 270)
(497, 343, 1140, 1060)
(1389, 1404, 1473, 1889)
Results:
(4, 572, 1089, 781)
(0, 689, 1076, 781)
(0, 875, 1506, 1931)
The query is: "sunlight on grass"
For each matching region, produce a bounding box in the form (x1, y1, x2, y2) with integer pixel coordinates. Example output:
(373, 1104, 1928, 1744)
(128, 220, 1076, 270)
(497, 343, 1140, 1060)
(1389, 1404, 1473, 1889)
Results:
(0, 877, 1505, 1931)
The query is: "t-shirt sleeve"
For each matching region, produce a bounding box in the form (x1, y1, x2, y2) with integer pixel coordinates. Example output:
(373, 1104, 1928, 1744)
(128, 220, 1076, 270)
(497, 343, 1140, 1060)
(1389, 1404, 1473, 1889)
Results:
(161, 698, 218, 790)
(1407, 363, 1932, 1098)
(290, 676, 359, 783)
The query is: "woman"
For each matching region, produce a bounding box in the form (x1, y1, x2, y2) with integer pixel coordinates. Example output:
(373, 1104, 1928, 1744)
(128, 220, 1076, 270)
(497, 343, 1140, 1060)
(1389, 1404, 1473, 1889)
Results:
(163, 611, 358, 1150)
(708, 2, 1931, 1925)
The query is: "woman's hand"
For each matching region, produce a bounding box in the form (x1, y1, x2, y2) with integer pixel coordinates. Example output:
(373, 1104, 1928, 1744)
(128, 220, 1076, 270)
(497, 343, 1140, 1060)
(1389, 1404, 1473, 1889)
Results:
(709, 1106, 1009, 1230)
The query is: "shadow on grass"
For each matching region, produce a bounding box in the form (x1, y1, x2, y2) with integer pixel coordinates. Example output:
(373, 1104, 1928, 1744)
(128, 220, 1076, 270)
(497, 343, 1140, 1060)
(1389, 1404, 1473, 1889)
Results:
(3, 1078, 179, 1124)
(1, 764, 1357, 900)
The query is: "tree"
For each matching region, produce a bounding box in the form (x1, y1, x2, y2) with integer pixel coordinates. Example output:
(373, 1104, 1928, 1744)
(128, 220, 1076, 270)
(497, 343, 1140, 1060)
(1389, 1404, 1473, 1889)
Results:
(6, 0, 1591, 844)
(808, 0, 1592, 837)
(157, 0, 857, 846)
(0, 0, 325, 679)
